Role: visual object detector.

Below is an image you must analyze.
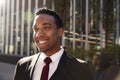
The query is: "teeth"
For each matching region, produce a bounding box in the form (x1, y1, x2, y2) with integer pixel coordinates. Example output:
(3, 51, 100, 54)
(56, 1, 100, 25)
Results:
(39, 41, 46, 44)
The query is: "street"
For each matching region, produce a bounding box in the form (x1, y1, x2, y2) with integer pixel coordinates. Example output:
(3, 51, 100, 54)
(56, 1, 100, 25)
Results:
(0, 62, 15, 80)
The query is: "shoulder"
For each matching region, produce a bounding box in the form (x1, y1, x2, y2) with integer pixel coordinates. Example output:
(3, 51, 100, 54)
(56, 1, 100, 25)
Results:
(76, 58, 87, 64)
(62, 51, 87, 64)
(63, 53, 92, 71)
(63, 53, 94, 80)
(65, 53, 87, 65)
(17, 53, 39, 66)
(64, 52, 94, 72)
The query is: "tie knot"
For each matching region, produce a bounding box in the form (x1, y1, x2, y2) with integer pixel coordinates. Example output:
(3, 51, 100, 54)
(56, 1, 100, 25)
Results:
(44, 57, 52, 64)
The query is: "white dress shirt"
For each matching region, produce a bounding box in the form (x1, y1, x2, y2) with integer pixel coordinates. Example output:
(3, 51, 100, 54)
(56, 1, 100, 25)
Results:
(33, 47, 64, 80)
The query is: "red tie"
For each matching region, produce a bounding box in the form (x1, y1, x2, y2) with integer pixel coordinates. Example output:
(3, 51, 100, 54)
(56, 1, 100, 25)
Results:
(40, 57, 52, 80)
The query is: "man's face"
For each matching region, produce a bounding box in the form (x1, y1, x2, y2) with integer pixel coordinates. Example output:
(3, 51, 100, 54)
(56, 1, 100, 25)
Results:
(33, 14, 63, 56)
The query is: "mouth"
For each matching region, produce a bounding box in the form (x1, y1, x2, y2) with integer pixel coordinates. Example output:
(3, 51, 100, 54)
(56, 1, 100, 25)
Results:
(39, 41, 47, 44)
(35, 38, 49, 46)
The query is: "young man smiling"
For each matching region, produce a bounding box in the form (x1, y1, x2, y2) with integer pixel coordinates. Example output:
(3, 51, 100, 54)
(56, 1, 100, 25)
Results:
(14, 8, 94, 80)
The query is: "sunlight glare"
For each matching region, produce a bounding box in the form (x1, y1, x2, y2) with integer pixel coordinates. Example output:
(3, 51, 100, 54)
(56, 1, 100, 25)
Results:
(0, 0, 5, 7)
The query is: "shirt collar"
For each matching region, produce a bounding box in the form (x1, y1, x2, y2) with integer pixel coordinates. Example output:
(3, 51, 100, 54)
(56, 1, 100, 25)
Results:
(40, 46, 64, 63)
(50, 47, 64, 63)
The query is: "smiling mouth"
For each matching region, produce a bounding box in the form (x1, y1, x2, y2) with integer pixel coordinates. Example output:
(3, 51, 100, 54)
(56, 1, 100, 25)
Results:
(39, 41, 47, 44)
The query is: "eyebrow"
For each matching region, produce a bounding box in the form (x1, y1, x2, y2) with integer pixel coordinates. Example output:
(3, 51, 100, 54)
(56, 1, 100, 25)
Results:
(42, 23, 52, 26)
(32, 22, 54, 29)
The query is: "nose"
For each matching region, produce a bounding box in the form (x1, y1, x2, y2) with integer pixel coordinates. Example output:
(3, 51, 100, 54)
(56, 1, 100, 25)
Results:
(34, 30, 45, 38)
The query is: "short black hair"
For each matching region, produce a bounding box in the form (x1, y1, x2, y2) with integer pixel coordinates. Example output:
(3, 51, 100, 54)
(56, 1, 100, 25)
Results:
(35, 8, 63, 28)
(94, 52, 111, 69)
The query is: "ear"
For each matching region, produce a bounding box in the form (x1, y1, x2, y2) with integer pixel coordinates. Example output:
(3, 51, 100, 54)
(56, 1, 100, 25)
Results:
(57, 28, 64, 37)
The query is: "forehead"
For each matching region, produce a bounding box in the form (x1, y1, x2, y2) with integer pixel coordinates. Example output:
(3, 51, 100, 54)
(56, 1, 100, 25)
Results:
(33, 14, 55, 24)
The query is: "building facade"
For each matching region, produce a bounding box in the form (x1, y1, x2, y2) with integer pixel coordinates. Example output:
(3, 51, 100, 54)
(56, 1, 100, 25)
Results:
(0, 0, 119, 56)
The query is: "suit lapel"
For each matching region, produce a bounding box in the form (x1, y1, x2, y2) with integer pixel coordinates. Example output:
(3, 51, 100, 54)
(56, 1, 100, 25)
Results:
(50, 51, 71, 80)
(28, 52, 72, 80)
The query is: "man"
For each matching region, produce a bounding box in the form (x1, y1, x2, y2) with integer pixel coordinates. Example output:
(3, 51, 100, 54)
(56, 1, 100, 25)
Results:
(92, 52, 111, 80)
(14, 8, 94, 80)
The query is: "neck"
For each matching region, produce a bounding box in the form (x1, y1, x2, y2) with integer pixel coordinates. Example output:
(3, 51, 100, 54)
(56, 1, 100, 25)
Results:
(44, 46, 61, 57)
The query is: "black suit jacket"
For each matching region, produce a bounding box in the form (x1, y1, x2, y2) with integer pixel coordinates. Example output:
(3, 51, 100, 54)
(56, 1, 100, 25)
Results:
(14, 51, 94, 80)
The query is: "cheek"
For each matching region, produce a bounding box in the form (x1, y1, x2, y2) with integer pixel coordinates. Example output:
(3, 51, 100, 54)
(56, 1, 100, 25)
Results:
(33, 33, 37, 41)
(54, 33, 60, 42)
(52, 31, 59, 38)
(48, 31, 58, 41)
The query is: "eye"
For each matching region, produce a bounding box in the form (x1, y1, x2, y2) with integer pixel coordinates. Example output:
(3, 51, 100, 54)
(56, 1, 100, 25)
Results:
(44, 26, 51, 31)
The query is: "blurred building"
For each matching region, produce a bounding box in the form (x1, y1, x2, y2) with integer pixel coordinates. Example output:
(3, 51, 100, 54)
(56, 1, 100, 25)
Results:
(0, 0, 119, 57)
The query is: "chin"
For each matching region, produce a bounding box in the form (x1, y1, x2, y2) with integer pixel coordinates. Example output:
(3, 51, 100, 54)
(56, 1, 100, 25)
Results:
(39, 48, 48, 53)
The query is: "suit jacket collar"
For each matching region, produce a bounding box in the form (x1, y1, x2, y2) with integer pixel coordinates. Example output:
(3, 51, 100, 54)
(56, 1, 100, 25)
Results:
(29, 53, 40, 80)
(28, 51, 93, 80)
(50, 51, 72, 80)
(29, 51, 71, 80)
